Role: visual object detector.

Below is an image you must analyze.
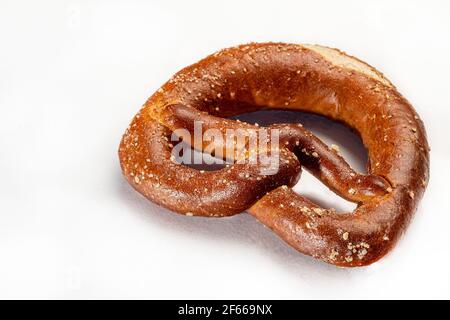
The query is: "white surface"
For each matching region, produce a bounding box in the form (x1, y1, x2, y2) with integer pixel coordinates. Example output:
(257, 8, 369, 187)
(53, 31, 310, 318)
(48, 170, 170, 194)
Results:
(1, 0, 449, 299)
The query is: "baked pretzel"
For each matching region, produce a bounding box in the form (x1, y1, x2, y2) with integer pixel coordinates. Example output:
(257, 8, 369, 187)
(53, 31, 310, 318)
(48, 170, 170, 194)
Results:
(119, 43, 429, 267)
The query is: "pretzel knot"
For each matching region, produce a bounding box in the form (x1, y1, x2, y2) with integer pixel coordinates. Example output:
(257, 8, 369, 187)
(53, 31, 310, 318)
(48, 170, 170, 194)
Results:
(119, 43, 429, 267)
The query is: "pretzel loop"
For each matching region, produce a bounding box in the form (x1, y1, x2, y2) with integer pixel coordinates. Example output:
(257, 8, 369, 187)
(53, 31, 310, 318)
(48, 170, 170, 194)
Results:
(119, 43, 429, 267)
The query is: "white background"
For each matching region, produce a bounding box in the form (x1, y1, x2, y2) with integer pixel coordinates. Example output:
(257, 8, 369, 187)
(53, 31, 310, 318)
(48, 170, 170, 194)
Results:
(1, 0, 449, 299)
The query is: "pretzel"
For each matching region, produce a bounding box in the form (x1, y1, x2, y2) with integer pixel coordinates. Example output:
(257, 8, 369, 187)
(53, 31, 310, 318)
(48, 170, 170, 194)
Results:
(119, 43, 429, 267)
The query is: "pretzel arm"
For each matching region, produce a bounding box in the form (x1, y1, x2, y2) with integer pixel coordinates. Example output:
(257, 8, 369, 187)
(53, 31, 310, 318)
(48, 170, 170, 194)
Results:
(158, 103, 258, 160)
(271, 124, 391, 203)
(248, 187, 395, 267)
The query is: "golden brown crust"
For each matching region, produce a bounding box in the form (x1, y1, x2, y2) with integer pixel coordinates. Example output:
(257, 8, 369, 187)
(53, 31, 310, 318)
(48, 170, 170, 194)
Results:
(118, 43, 429, 267)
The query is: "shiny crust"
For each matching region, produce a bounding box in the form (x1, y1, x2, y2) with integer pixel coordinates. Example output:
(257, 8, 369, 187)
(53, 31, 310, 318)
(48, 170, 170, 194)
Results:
(119, 43, 429, 267)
